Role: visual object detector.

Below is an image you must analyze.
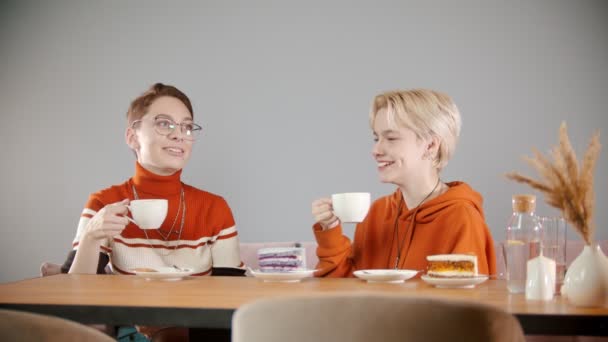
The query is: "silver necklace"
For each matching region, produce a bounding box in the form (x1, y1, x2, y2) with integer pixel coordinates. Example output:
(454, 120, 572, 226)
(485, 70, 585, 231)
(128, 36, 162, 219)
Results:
(391, 178, 442, 269)
(131, 183, 186, 255)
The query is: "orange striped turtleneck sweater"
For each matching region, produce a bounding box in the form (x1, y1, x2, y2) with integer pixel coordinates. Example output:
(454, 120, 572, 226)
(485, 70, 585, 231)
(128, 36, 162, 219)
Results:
(70, 162, 243, 276)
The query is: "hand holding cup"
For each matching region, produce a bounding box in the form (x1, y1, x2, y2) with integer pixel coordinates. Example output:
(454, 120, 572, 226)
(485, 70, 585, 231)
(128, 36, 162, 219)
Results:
(83, 199, 131, 241)
(312, 198, 340, 230)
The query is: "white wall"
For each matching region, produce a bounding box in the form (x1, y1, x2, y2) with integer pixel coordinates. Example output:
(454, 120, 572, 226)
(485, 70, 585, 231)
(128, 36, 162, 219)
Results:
(1, 0, 607, 282)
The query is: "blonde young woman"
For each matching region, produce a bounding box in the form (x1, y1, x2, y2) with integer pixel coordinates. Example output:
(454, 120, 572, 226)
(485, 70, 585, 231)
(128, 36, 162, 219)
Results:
(312, 89, 497, 277)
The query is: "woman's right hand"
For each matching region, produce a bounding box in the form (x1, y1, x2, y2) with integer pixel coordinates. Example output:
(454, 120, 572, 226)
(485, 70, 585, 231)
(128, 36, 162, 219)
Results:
(312, 198, 340, 230)
(82, 199, 130, 242)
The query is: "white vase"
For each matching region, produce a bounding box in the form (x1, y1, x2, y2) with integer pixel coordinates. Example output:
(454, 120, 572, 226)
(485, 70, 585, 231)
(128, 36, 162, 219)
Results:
(561, 243, 608, 307)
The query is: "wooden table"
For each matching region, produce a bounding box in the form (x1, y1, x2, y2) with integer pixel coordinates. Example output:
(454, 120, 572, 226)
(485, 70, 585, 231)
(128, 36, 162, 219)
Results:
(1, 274, 607, 336)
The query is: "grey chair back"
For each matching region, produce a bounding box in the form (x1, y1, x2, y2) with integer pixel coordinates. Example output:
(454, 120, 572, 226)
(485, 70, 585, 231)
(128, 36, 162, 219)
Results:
(232, 294, 525, 342)
(0, 309, 115, 342)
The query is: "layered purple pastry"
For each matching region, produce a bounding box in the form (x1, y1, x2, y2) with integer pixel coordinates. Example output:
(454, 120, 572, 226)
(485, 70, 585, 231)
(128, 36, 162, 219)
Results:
(257, 247, 306, 272)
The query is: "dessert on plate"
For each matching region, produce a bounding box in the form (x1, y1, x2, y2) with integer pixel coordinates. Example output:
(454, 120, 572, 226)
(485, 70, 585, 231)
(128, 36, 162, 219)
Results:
(257, 247, 306, 272)
(426, 254, 478, 278)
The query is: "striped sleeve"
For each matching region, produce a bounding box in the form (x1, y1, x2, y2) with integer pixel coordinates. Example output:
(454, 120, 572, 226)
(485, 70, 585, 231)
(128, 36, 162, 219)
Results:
(71, 195, 111, 253)
(209, 197, 243, 268)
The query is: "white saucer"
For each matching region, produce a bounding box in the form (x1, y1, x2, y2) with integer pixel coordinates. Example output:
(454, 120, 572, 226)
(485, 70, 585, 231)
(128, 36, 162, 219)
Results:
(131, 267, 194, 281)
(420, 275, 489, 288)
(249, 269, 315, 283)
(353, 269, 419, 283)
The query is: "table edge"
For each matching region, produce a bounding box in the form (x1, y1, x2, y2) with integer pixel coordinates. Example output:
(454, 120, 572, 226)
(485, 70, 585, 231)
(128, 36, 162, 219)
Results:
(2, 303, 607, 336)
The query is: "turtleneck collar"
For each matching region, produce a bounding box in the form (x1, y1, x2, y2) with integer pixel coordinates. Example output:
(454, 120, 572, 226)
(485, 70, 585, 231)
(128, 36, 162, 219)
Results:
(131, 162, 182, 197)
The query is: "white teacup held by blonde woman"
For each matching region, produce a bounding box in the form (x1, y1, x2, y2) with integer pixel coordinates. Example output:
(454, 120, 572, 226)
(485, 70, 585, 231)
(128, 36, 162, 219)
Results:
(331, 192, 371, 223)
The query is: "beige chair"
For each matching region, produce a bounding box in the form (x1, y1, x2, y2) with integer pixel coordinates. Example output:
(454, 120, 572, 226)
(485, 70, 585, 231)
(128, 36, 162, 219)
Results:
(40, 261, 112, 276)
(0, 309, 115, 342)
(232, 294, 525, 342)
(40, 261, 62, 277)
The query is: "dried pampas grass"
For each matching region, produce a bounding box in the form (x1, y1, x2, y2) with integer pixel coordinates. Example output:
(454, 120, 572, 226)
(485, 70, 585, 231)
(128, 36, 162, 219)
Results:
(506, 122, 601, 245)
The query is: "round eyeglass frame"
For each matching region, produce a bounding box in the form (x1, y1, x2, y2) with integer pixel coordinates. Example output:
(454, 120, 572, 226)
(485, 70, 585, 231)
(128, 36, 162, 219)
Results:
(131, 117, 202, 141)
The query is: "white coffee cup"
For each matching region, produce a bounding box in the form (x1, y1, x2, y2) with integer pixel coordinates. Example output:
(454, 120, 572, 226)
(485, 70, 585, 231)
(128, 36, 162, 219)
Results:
(331, 192, 371, 223)
(127, 199, 168, 229)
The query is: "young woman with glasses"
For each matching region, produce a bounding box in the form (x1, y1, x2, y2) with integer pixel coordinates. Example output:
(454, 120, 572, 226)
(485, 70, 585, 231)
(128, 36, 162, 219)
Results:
(62, 83, 244, 277)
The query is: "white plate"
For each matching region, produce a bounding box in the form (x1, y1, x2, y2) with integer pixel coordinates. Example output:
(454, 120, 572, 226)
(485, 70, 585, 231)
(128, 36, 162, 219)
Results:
(249, 269, 315, 283)
(353, 269, 419, 283)
(421, 275, 489, 288)
(131, 267, 194, 281)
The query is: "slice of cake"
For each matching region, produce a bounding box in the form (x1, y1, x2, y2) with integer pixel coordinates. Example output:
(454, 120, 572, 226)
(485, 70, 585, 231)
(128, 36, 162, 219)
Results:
(426, 254, 478, 278)
(257, 247, 306, 272)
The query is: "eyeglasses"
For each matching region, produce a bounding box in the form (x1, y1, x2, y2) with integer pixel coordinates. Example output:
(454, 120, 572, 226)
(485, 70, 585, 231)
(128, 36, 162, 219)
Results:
(132, 116, 202, 141)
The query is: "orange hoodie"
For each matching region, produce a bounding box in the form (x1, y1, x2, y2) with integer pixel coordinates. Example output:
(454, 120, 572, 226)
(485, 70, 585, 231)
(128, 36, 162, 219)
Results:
(313, 181, 497, 277)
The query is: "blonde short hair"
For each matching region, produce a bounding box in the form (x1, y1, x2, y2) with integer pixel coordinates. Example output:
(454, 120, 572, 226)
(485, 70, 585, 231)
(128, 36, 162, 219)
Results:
(370, 89, 462, 171)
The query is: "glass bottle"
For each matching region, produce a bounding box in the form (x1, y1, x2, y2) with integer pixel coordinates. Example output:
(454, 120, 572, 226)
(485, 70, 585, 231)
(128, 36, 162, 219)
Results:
(505, 194, 542, 294)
